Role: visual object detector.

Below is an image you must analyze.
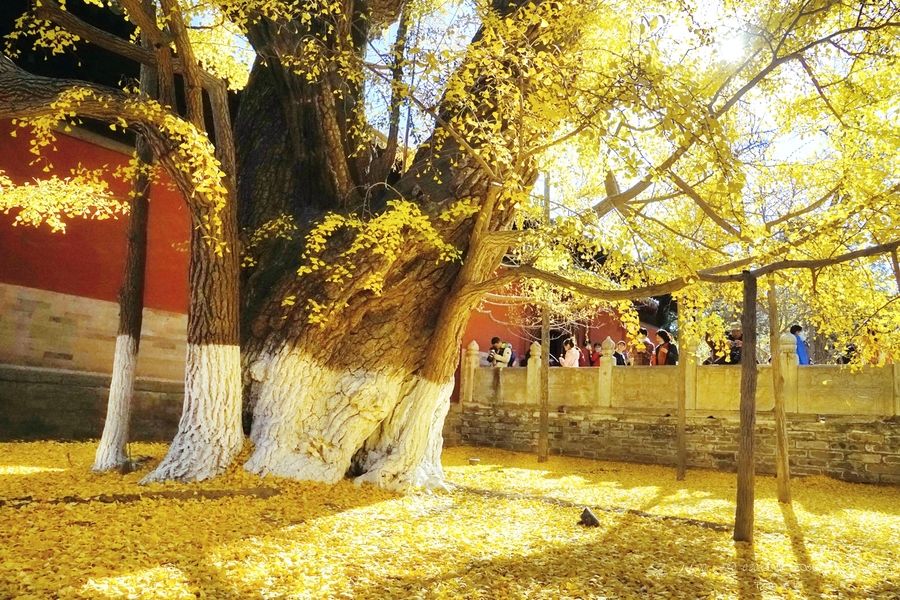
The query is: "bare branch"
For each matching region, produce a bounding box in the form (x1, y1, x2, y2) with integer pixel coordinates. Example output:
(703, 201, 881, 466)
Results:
(798, 57, 845, 126)
(362, 61, 498, 183)
(373, 1, 411, 183)
(764, 184, 839, 231)
(631, 207, 729, 256)
(668, 171, 748, 241)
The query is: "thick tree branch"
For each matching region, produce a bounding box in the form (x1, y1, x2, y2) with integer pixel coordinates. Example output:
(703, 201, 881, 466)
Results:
(118, 0, 170, 46)
(0, 55, 209, 212)
(483, 230, 524, 249)
(510, 265, 692, 301)
(701, 239, 900, 283)
(33, 0, 153, 64)
(32, 0, 221, 95)
(158, 0, 204, 128)
(470, 238, 900, 306)
(591, 144, 690, 218)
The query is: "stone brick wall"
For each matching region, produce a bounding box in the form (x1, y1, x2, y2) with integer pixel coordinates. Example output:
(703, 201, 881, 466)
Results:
(0, 283, 187, 380)
(0, 364, 182, 441)
(443, 403, 900, 484)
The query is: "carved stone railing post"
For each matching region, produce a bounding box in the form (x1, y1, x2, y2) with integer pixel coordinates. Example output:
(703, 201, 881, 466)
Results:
(677, 338, 699, 480)
(597, 337, 615, 407)
(527, 341, 542, 404)
(780, 333, 799, 413)
(893, 363, 900, 416)
(461, 340, 479, 405)
(683, 338, 699, 410)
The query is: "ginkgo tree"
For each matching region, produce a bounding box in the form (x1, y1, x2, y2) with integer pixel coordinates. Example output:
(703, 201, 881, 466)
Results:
(1, 0, 899, 503)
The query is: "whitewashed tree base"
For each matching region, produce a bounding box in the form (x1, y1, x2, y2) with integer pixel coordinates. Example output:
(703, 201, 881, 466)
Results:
(141, 344, 243, 483)
(244, 351, 453, 492)
(92, 334, 137, 472)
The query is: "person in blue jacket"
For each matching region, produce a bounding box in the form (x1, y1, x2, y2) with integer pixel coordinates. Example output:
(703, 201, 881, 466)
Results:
(790, 324, 810, 365)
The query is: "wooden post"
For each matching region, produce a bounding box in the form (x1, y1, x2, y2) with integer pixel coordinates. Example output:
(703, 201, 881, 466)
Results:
(461, 340, 479, 405)
(538, 306, 550, 462)
(767, 280, 792, 504)
(538, 175, 551, 463)
(678, 339, 698, 480)
(526, 341, 542, 404)
(597, 337, 615, 407)
(734, 271, 758, 543)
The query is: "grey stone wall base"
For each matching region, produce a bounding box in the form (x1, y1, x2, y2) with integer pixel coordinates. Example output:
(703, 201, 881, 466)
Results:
(0, 364, 182, 441)
(448, 403, 900, 485)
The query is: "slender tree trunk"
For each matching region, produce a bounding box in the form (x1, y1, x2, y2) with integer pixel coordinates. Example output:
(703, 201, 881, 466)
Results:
(538, 303, 550, 463)
(767, 277, 792, 503)
(676, 357, 687, 481)
(538, 176, 550, 463)
(93, 7, 156, 472)
(91, 141, 150, 472)
(734, 271, 758, 542)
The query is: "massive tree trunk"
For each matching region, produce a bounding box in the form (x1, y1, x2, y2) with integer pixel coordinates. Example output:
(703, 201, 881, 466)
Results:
(234, 0, 541, 490)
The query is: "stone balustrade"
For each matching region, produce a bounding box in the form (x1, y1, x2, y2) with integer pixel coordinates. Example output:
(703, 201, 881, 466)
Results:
(460, 335, 900, 416)
(448, 335, 900, 484)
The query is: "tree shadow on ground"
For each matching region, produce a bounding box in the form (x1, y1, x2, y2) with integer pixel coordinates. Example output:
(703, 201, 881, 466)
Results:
(780, 502, 825, 600)
(342, 493, 739, 599)
(444, 448, 900, 521)
(0, 465, 397, 599)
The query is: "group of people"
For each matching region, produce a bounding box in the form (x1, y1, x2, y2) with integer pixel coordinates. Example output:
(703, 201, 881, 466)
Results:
(488, 322, 813, 368)
(705, 322, 811, 365)
(487, 328, 679, 368)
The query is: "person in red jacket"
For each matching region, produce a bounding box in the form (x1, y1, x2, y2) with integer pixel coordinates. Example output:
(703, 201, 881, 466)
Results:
(589, 342, 602, 366)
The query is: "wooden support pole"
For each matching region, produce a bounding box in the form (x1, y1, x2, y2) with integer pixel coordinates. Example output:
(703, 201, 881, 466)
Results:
(767, 278, 792, 504)
(538, 175, 551, 463)
(538, 305, 550, 463)
(734, 271, 758, 542)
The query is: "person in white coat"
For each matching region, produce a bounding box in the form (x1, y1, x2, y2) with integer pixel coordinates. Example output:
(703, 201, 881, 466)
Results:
(560, 339, 580, 367)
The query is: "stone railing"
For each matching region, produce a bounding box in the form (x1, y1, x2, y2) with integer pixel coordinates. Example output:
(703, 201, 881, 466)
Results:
(447, 335, 900, 484)
(459, 335, 900, 416)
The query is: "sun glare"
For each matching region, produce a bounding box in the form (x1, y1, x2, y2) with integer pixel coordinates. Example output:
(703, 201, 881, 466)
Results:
(0, 465, 66, 475)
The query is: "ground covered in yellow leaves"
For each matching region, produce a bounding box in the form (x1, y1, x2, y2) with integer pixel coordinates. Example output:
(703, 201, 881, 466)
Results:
(1, 443, 898, 599)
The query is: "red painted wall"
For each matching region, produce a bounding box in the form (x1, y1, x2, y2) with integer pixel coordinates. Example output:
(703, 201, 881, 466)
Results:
(0, 121, 190, 314)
